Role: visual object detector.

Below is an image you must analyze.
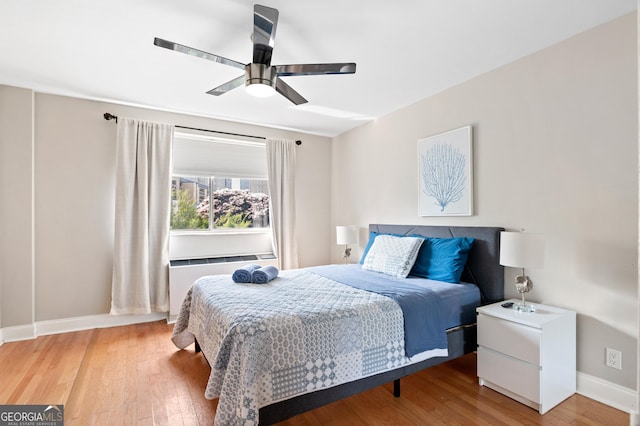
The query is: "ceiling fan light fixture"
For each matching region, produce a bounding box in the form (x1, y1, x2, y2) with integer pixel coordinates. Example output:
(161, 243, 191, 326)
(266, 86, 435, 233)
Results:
(245, 63, 277, 97)
(246, 82, 276, 97)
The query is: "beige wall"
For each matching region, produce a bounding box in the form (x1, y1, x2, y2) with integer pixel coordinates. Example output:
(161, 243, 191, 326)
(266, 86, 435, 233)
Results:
(0, 86, 35, 328)
(0, 91, 332, 324)
(0, 8, 635, 401)
(332, 13, 638, 390)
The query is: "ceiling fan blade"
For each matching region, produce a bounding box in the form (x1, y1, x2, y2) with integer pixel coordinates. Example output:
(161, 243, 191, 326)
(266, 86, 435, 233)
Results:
(154, 37, 245, 70)
(206, 75, 246, 96)
(275, 63, 357, 77)
(275, 78, 307, 105)
(253, 4, 279, 66)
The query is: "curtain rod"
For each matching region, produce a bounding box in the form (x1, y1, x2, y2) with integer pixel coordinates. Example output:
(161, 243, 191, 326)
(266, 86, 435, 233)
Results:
(103, 113, 302, 145)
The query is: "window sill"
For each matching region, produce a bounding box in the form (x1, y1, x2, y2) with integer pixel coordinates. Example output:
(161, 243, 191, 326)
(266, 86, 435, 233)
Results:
(170, 229, 271, 237)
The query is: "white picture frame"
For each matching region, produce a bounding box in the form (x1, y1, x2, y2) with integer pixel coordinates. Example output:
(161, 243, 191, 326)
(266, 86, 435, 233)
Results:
(418, 125, 473, 216)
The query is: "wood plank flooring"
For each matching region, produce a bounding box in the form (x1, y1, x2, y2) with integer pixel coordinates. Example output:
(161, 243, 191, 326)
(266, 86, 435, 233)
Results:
(0, 320, 629, 425)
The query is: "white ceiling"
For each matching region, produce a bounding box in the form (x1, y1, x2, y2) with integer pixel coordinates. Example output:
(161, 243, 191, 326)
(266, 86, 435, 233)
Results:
(0, 1, 636, 137)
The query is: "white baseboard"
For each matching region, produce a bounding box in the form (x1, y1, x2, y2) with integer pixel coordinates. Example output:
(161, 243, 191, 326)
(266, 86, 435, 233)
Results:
(577, 371, 637, 415)
(1, 323, 36, 342)
(0, 312, 167, 343)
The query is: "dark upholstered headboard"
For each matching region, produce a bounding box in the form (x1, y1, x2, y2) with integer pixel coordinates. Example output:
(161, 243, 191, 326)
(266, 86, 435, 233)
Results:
(369, 224, 504, 304)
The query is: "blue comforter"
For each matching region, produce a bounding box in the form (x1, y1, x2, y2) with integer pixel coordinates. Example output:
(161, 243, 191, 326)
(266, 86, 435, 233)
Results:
(308, 264, 447, 357)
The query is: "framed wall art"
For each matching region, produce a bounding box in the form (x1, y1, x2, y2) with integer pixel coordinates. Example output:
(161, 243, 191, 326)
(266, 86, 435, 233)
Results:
(418, 125, 473, 216)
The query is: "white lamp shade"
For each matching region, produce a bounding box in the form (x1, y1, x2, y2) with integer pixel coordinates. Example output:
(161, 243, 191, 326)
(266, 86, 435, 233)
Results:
(336, 225, 357, 245)
(499, 231, 545, 269)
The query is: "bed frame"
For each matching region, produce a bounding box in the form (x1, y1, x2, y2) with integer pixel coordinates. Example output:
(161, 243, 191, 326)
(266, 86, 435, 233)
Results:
(256, 225, 504, 424)
(195, 224, 504, 424)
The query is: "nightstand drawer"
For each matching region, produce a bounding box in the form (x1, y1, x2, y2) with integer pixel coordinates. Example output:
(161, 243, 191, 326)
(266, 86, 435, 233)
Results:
(478, 347, 540, 404)
(478, 314, 541, 366)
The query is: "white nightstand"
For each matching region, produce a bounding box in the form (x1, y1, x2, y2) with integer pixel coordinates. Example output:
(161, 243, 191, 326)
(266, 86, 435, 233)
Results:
(476, 299, 576, 414)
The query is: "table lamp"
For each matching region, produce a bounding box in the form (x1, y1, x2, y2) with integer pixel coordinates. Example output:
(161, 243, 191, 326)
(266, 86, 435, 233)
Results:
(499, 231, 545, 312)
(336, 225, 357, 264)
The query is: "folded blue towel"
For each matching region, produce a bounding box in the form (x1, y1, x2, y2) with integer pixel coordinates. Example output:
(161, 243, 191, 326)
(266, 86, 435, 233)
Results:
(232, 264, 261, 283)
(251, 265, 279, 284)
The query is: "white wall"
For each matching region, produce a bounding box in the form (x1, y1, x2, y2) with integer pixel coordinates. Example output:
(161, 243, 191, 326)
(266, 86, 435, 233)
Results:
(0, 91, 332, 326)
(332, 13, 638, 391)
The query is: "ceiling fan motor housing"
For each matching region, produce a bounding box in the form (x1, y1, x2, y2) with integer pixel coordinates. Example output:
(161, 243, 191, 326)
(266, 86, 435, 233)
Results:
(245, 63, 277, 89)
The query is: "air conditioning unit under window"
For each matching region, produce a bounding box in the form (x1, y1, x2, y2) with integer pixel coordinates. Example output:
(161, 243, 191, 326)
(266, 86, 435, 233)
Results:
(168, 254, 278, 322)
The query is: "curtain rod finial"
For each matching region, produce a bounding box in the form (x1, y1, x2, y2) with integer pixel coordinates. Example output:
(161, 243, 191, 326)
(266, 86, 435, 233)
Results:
(104, 113, 118, 122)
(295, 140, 302, 145)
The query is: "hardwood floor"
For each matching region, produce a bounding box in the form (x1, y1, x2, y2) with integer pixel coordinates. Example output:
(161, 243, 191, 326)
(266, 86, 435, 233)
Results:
(0, 320, 629, 425)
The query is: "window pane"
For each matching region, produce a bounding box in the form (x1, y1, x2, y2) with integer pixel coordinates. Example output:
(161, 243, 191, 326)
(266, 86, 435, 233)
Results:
(212, 178, 270, 229)
(170, 176, 209, 230)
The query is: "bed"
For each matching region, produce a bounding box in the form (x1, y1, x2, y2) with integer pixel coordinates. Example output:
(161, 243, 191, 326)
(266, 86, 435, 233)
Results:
(172, 224, 504, 425)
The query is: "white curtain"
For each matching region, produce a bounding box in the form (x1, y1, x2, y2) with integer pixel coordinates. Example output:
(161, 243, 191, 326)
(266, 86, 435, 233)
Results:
(266, 138, 299, 269)
(111, 118, 174, 315)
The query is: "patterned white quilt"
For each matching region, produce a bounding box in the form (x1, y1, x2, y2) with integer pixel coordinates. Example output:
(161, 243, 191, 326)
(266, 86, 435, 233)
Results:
(172, 269, 438, 425)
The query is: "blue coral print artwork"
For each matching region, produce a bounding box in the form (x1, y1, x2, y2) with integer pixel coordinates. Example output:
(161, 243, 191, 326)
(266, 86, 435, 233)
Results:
(418, 126, 473, 216)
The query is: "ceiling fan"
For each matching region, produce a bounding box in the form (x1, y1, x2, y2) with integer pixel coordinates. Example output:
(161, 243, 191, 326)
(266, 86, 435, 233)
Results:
(154, 4, 356, 105)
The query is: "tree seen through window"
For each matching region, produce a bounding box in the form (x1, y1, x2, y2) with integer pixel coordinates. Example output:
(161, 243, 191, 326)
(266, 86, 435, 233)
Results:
(170, 176, 269, 231)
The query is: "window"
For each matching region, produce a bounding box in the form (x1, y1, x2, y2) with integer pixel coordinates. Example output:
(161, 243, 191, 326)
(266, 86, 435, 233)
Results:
(170, 132, 270, 233)
(170, 175, 269, 230)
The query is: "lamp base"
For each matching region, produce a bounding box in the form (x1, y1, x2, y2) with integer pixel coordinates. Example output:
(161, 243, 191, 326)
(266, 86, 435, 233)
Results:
(513, 302, 536, 313)
(342, 246, 352, 264)
(514, 273, 535, 312)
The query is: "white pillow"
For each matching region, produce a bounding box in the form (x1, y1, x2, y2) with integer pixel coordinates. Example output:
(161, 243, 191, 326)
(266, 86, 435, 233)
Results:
(362, 235, 424, 278)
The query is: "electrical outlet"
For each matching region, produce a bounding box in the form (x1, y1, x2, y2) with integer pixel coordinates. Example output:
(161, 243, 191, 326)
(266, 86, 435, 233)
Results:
(605, 348, 622, 370)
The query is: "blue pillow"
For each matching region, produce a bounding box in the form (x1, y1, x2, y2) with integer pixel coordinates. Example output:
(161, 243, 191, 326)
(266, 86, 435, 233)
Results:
(410, 237, 475, 283)
(359, 231, 404, 264)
